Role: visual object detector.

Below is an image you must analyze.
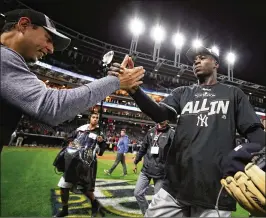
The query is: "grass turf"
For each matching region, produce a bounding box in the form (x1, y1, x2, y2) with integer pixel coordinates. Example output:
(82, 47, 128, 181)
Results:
(1, 147, 249, 217)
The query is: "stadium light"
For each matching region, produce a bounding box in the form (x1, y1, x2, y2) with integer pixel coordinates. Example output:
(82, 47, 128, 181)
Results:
(172, 32, 185, 48)
(129, 17, 144, 54)
(129, 17, 145, 36)
(192, 39, 203, 48)
(172, 32, 185, 67)
(151, 24, 166, 61)
(151, 24, 166, 43)
(211, 46, 219, 56)
(226, 52, 236, 81)
(226, 52, 236, 65)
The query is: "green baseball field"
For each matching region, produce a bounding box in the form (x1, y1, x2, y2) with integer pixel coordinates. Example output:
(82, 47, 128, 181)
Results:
(1, 147, 249, 217)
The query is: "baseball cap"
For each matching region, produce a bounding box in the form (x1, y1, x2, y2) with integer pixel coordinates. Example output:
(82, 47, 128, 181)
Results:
(186, 46, 219, 64)
(3, 9, 71, 51)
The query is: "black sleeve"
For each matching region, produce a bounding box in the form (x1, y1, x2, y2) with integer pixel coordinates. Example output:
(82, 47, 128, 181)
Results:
(235, 88, 264, 135)
(99, 130, 105, 140)
(245, 127, 265, 146)
(161, 128, 175, 163)
(98, 130, 107, 156)
(98, 140, 107, 156)
(169, 128, 175, 142)
(134, 130, 151, 165)
(160, 88, 183, 115)
(130, 87, 181, 122)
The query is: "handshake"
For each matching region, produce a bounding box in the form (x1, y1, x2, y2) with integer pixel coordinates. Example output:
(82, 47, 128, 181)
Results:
(108, 55, 145, 93)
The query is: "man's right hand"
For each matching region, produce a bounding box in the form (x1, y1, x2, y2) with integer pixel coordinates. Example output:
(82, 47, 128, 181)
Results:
(108, 55, 144, 91)
(118, 67, 144, 90)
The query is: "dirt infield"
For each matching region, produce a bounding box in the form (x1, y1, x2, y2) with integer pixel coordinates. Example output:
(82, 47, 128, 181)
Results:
(98, 154, 117, 160)
(98, 153, 135, 161)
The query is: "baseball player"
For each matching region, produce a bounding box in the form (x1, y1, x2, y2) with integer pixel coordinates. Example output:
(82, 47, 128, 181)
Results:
(0, 9, 145, 153)
(133, 120, 175, 215)
(110, 47, 265, 217)
(54, 112, 106, 217)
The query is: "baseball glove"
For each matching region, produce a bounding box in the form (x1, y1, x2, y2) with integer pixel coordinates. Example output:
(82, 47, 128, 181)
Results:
(221, 147, 266, 216)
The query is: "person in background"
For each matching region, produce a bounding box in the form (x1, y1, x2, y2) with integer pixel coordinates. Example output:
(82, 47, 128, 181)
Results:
(104, 129, 129, 176)
(55, 112, 106, 217)
(133, 120, 174, 215)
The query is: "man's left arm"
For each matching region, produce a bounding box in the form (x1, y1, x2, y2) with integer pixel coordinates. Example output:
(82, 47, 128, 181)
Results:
(236, 88, 264, 146)
(221, 88, 266, 217)
(245, 126, 265, 146)
(222, 88, 265, 177)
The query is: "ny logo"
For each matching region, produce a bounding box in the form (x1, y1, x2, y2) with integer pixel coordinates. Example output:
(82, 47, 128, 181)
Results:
(197, 114, 208, 127)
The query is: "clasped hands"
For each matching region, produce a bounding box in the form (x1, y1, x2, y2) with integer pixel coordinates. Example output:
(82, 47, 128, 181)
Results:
(108, 55, 144, 93)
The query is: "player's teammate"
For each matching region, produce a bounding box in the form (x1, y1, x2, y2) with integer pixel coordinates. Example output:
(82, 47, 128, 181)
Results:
(54, 112, 105, 217)
(111, 47, 265, 217)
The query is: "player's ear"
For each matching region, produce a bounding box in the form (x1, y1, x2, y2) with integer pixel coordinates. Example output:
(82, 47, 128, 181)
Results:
(17, 17, 32, 33)
(214, 61, 219, 69)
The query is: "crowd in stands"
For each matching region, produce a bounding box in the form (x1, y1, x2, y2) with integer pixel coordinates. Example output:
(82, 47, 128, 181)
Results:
(17, 115, 56, 136)
(16, 115, 78, 137)
(9, 115, 151, 150)
(102, 108, 152, 121)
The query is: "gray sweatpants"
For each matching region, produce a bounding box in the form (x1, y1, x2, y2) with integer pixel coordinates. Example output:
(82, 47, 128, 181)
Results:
(134, 172, 164, 215)
(109, 153, 127, 175)
(145, 188, 232, 217)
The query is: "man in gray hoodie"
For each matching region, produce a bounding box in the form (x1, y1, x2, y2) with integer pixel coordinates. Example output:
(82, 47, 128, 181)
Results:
(0, 9, 145, 153)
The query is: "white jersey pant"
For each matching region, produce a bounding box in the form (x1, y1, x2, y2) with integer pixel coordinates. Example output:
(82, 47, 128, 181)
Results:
(145, 188, 232, 217)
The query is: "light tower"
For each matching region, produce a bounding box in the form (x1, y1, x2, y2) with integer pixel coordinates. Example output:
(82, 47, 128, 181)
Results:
(226, 52, 236, 81)
(129, 18, 145, 55)
(151, 24, 166, 62)
(172, 32, 185, 67)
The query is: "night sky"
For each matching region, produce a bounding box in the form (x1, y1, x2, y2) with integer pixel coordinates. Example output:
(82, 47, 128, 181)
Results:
(2, 0, 266, 86)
